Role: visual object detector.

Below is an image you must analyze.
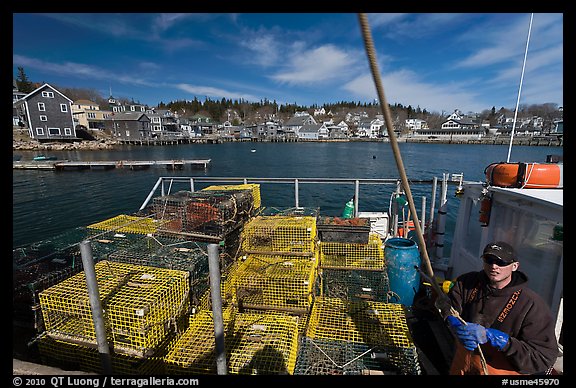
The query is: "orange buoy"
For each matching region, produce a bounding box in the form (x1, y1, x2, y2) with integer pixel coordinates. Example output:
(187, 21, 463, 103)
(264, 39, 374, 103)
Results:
(484, 162, 563, 189)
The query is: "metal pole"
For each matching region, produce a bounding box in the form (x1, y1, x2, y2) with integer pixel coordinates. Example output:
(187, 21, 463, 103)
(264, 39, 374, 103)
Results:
(420, 196, 426, 231)
(507, 13, 533, 163)
(429, 177, 437, 224)
(208, 243, 227, 375)
(295, 179, 299, 208)
(79, 240, 112, 374)
(354, 180, 360, 217)
(435, 175, 448, 260)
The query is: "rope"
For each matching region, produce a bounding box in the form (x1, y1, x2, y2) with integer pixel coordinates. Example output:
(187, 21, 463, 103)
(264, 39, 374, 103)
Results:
(357, 13, 489, 375)
(357, 13, 433, 279)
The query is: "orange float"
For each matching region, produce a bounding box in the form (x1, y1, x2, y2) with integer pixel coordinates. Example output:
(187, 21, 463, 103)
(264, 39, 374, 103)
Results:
(484, 162, 563, 189)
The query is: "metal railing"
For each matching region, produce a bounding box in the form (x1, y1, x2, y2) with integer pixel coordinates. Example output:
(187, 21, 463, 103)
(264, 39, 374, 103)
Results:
(139, 175, 464, 219)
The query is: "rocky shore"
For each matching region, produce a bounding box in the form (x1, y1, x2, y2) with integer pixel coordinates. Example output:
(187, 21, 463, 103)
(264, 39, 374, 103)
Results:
(13, 139, 119, 151)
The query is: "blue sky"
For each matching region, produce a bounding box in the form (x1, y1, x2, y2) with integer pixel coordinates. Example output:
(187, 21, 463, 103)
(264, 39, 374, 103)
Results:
(13, 13, 563, 115)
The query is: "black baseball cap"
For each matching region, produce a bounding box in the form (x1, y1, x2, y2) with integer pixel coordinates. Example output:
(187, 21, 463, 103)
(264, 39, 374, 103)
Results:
(482, 241, 517, 264)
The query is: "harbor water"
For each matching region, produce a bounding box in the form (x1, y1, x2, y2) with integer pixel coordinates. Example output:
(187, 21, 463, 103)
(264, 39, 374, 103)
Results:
(13, 141, 561, 253)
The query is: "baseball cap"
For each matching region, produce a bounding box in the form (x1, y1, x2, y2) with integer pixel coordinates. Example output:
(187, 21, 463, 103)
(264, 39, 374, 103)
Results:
(482, 241, 516, 264)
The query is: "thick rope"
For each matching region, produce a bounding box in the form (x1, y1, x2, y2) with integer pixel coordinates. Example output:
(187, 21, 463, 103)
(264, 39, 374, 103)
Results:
(357, 13, 489, 375)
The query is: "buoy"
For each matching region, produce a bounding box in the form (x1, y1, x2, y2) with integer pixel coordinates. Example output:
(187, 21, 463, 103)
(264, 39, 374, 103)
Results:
(484, 162, 563, 189)
(342, 198, 354, 219)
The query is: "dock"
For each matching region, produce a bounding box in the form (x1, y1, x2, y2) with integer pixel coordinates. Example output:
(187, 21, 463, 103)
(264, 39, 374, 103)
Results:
(13, 159, 211, 171)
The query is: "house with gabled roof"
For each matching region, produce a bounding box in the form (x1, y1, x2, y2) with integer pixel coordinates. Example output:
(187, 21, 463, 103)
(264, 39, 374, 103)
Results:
(297, 123, 329, 140)
(103, 111, 152, 141)
(284, 114, 318, 137)
(71, 99, 112, 131)
(13, 83, 77, 141)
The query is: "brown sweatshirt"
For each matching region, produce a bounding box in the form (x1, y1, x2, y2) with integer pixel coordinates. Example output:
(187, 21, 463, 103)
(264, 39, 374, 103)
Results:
(447, 270, 559, 374)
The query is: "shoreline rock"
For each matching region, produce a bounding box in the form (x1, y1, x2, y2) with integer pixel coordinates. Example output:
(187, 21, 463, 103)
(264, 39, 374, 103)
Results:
(13, 140, 118, 151)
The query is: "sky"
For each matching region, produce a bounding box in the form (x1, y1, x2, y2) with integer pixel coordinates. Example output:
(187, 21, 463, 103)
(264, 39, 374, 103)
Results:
(12, 13, 563, 115)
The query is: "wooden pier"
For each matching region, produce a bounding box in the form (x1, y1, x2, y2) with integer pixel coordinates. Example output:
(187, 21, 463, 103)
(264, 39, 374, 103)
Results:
(13, 159, 211, 171)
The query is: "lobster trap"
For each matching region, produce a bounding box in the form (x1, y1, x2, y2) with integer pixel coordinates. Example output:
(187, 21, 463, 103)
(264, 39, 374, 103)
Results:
(240, 215, 317, 255)
(305, 297, 421, 375)
(153, 190, 254, 240)
(107, 235, 211, 307)
(202, 183, 262, 210)
(319, 233, 385, 269)
(294, 337, 384, 375)
(39, 260, 190, 358)
(13, 226, 143, 332)
(318, 267, 390, 303)
(231, 254, 317, 314)
(164, 310, 300, 375)
(38, 330, 181, 375)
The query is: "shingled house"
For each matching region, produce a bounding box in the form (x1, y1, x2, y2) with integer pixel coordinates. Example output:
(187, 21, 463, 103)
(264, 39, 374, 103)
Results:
(13, 83, 78, 141)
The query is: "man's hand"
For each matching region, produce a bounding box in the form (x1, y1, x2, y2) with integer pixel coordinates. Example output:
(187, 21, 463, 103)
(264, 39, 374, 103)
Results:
(446, 316, 488, 351)
(486, 328, 510, 351)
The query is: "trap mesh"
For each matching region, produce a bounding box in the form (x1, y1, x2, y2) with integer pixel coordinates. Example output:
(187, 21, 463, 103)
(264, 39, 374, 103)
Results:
(39, 260, 190, 358)
(306, 297, 420, 375)
(164, 310, 299, 375)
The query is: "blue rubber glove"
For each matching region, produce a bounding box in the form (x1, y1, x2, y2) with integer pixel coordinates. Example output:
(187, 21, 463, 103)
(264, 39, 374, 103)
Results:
(486, 328, 510, 351)
(446, 316, 487, 351)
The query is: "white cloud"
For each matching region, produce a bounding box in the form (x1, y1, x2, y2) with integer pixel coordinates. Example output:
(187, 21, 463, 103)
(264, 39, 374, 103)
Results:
(13, 54, 154, 87)
(271, 45, 361, 85)
(175, 83, 260, 102)
(343, 69, 486, 114)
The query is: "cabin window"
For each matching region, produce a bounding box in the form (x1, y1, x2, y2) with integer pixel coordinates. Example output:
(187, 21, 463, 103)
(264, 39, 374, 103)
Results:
(38, 102, 45, 111)
(64, 128, 71, 135)
(60, 104, 68, 112)
(48, 127, 60, 135)
(41, 91, 54, 98)
(40, 115, 47, 122)
(36, 127, 44, 135)
(88, 113, 96, 119)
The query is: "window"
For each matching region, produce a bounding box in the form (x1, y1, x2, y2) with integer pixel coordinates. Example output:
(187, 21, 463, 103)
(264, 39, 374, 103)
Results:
(36, 128, 44, 136)
(48, 128, 60, 135)
(40, 115, 47, 122)
(88, 113, 96, 119)
(60, 104, 68, 112)
(64, 128, 71, 135)
(38, 102, 46, 111)
(41, 91, 55, 98)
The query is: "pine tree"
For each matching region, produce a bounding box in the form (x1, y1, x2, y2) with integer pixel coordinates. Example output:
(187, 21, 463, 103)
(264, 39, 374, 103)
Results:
(16, 67, 34, 93)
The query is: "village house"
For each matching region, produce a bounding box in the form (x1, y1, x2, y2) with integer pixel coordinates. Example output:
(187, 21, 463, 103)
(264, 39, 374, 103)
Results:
(13, 83, 78, 141)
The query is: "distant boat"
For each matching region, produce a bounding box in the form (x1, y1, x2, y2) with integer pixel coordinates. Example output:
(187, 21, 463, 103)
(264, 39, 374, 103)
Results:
(251, 149, 256, 153)
(33, 155, 57, 161)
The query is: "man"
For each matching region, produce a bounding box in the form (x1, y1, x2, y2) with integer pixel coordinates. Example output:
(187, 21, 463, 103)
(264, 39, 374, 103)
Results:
(441, 241, 559, 375)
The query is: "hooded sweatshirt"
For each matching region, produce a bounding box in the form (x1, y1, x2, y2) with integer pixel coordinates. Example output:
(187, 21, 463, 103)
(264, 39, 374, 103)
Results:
(447, 270, 559, 374)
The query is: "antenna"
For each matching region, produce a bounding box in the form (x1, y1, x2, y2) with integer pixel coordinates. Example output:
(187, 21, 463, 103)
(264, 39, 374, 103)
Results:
(507, 13, 533, 163)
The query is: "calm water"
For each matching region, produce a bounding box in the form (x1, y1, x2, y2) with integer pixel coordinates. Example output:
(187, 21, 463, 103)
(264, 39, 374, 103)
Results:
(13, 142, 561, 252)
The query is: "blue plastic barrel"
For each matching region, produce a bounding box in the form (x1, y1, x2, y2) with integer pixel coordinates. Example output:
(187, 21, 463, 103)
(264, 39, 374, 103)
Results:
(384, 237, 421, 306)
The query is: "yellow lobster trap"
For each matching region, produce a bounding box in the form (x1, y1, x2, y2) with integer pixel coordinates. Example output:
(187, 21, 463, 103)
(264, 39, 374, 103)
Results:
(241, 215, 317, 255)
(39, 260, 190, 358)
(305, 297, 421, 375)
(164, 310, 300, 375)
(231, 254, 317, 314)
